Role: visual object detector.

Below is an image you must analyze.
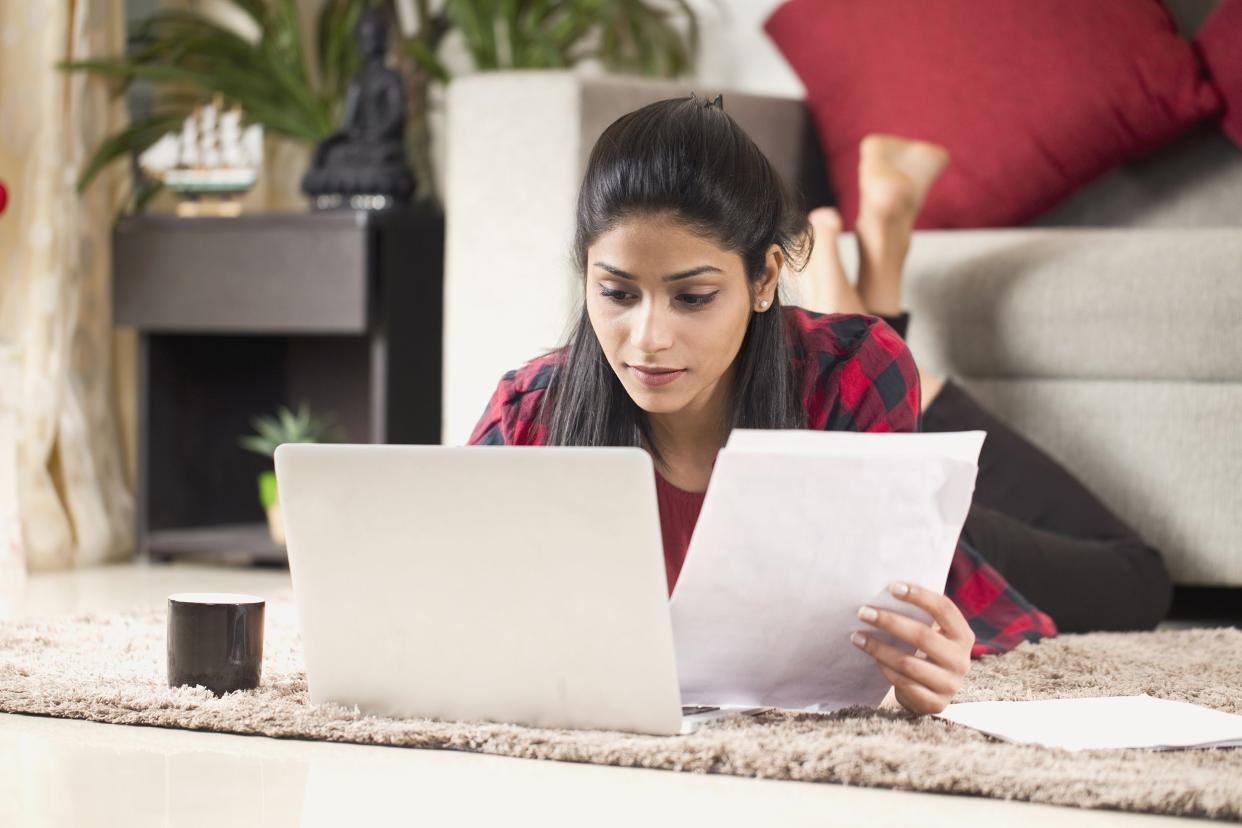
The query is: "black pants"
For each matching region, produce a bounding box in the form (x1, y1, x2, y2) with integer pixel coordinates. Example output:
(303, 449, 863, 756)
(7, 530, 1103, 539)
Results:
(884, 313, 1174, 633)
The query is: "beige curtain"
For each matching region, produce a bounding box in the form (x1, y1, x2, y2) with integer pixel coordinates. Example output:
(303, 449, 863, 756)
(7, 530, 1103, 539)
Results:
(0, 0, 133, 574)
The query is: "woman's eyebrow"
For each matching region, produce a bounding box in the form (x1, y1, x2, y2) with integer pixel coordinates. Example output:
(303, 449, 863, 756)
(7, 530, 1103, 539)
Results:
(593, 262, 723, 282)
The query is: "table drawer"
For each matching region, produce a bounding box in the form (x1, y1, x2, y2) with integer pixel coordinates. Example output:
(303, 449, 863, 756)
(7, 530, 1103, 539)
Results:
(114, 212, 373, 333)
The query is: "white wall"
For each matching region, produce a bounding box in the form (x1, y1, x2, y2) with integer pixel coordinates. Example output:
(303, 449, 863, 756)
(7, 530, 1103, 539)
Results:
(688, 0, 805, 99)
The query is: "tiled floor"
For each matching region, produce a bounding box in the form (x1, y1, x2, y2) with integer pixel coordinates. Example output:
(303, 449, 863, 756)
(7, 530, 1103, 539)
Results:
(0, 561, 1228, 827)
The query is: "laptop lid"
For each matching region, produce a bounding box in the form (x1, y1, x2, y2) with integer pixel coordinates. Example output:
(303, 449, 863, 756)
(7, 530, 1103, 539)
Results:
(273, 443, 684, 735)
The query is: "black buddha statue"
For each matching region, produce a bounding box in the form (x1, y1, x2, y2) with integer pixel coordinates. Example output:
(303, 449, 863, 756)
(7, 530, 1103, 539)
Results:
(301, 7, 416, 210)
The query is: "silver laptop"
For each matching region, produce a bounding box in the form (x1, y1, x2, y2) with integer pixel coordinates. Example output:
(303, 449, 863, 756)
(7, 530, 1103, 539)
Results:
(273, 443, 756, 735)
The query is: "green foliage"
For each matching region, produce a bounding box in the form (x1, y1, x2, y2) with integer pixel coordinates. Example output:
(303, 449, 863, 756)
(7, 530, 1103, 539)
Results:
(59, 0, 367, 201)
(238, 402, 346, 458)
(60, 0, 705, 212)
(444, 0, 704, 75)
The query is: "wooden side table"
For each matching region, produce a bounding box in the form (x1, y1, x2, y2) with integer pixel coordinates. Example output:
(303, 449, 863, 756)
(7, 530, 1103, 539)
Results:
(113, 207, 443, 564)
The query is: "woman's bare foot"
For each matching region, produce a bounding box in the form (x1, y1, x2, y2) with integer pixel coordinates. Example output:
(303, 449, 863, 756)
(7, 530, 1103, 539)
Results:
(795, 181, 950, 413)
(919, 369, 946, 413)
(855, 134, 949, 316)
(792, 207, 866, 315)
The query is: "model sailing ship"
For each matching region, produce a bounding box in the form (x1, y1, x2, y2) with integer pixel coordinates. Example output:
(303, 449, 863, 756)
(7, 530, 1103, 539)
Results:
(138, 97, 264, 217)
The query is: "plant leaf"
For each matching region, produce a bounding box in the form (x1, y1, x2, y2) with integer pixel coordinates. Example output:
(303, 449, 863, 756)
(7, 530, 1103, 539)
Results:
(75, 110, 191, 194)
(132, 177, 165, 214)
(404, 37, 451, 82)
(316, 0, 366, 105)
(253, 415, 286, 445)
(238, 434, 277, 457)
(223, 0, 273, 39)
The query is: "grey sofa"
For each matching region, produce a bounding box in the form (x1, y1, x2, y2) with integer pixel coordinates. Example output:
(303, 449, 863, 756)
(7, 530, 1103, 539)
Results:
(441, 69, 1242, 589)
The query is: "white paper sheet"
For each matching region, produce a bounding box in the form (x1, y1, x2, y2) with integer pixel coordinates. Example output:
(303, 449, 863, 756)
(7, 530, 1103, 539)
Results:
(934, 694, 1242, 751)
(669, 428, 986, 712)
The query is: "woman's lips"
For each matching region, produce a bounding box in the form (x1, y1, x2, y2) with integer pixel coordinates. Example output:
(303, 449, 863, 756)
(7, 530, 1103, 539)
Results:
(627, 365, 685, 387)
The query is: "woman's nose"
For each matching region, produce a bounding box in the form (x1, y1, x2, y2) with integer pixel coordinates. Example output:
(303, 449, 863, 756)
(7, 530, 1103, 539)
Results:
(630, 298, 674, 353)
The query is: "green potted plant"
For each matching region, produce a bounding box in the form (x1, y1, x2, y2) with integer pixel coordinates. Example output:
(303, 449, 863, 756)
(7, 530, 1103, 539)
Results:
(60, 0, 707, 214)
(238, 402, 345, 544)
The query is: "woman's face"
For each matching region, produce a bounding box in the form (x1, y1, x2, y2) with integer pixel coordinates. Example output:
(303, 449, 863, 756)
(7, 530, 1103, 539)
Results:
(585, 215, 780, 418)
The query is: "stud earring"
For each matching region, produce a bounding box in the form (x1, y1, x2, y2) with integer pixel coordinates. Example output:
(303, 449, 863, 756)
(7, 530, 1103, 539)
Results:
(758, 298, 769, 309)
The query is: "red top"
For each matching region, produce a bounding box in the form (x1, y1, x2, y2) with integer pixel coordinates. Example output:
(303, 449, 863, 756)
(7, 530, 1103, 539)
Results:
(467, 306, 1058, 657)
(653, 472, 706, 595)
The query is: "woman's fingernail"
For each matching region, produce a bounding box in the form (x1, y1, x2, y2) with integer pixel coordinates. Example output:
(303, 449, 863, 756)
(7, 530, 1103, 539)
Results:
(891, 582, 910, 597)
(850, 632, 867, 648)
(857, 606, 878, 623)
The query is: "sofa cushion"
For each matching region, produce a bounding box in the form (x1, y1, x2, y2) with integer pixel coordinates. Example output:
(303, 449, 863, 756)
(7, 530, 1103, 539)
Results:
(763, 0, 1222, 229)
(893, 228, 1242, 382)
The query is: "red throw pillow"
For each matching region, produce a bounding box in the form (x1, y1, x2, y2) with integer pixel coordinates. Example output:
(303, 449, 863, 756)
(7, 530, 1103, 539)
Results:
(1197, 0, 1242, 148)
(764, 0, 1222, 229)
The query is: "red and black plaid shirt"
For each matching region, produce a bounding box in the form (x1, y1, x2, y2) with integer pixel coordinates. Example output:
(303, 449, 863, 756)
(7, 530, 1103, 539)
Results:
(468, 305, 1057, 658)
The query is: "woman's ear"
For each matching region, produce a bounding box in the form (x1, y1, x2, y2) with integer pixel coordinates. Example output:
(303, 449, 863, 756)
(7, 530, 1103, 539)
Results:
(755, 244, 784, 311)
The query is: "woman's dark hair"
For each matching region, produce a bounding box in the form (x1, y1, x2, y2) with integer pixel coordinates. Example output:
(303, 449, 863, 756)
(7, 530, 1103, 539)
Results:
(539, 92, 814, 465)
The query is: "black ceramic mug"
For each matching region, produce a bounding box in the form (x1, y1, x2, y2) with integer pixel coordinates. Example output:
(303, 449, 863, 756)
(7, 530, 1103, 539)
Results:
(167, 593, 265, 695)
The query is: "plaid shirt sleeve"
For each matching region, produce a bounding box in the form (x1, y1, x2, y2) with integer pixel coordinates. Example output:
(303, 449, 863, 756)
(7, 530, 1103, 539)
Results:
(790, 307, 1057, 658)
(465, 353, 559, 446)
(466, 371, 517, 445)
(949, 537, 1058, 657)
(794, 310, 921, 433)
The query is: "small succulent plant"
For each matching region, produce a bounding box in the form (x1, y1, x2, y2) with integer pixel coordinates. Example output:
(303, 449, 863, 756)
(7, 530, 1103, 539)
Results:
(238, 402, 345, 458)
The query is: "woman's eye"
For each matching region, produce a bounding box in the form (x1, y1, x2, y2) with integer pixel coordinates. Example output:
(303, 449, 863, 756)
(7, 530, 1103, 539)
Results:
(679, 291, 719, 308)
(599, 287, 632, 303)
(597, 287, 718, 308)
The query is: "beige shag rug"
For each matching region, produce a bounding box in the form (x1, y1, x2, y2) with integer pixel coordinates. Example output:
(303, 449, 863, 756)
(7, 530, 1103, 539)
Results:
(1, 598, 1240, 821)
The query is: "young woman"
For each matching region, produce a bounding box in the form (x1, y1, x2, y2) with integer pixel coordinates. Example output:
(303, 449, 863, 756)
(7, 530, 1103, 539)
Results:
(467, 94, 1171, 716)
